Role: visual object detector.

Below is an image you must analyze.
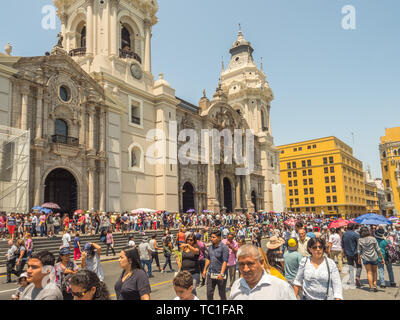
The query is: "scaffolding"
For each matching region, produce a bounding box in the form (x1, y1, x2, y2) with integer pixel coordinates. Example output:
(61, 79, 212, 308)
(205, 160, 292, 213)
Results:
(0, 125, 30, 213)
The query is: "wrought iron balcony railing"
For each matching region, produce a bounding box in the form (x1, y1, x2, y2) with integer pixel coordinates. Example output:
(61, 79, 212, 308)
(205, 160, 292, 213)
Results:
(51, 135, 79, 146)
(119, 48, 142, 64)
(69, 47, 87, 57)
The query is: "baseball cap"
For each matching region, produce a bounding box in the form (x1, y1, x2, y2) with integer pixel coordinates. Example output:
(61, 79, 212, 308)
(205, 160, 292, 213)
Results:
(59, 247, 70, 256)
(18, 272, 27, 279)
(83, 242, 93, 252)
(287, 238, 298, 251)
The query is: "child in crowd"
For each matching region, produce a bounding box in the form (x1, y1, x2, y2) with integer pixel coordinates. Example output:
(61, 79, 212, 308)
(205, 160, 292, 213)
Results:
(11, 272, 29, 300)
(173, 271, 199, 300)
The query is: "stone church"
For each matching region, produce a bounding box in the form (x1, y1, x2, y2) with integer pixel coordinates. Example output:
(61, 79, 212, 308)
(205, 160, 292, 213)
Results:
(0, 0, 281, 214)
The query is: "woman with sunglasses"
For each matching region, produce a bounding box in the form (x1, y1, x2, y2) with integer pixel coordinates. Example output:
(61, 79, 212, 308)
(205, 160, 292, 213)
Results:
(69, 270, 110, 300)
(114, 247, 151, 300)
(176, 232, 200, 296)
(293, 237, 343, 300)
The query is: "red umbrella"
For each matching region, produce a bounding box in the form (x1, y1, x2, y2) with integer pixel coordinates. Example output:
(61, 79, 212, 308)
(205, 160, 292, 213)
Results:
(284, 218, 298, 227)
(74, 209, 84, 214)
(328, 219, 350, 229)
(41, 202, 61, 210)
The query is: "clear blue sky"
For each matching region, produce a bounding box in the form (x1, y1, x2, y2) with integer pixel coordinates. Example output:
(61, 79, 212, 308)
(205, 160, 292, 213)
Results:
(1, 0, 399, 178)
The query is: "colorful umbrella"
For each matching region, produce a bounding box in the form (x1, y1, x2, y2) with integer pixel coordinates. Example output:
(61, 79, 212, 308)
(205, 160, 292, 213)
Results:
(328, 219, 350, 229)
(353, 213, 392, 225)
(41, 202, 61, 209)
(389, 216, 398, 221)
(314, 219, 323, 223)
(186, 209, 195, 213)
(284, 218, 297, 227)
(74, 209, 84, 214)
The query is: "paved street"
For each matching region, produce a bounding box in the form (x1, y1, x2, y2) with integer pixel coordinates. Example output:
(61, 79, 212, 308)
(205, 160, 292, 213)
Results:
(1, 238, 400, 300)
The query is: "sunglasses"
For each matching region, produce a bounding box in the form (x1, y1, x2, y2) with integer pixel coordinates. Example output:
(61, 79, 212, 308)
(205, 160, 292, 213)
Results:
(311, 246, 323, 250)
(70, 290, 88, 298)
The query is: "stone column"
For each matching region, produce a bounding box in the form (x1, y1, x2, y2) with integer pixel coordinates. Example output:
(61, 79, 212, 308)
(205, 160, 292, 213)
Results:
(34, 151, 42, 206)
(79, 109, 86, 146)
(99, 108, 106, 154)
(144, 19, 152, 72)
(88, 166, 95, 210)
(43, 95, 49, 138)
(87, 105, 96, 152)
(86, 0, 94, 55)
(110, 0, 118, 56)
(60, 13, 68, 49)
(35, 88, 43, 140)
(20, 85, 30, 130)
(235, 177, 241, 210)
(99, 165, 106, 212)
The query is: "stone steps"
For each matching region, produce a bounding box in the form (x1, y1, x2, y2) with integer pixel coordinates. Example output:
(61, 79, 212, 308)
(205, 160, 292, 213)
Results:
(0, 229, 180, 266)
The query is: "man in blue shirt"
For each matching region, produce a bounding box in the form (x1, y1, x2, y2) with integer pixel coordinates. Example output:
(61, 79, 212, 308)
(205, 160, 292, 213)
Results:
(202, 230, 229, 300)
(341, 223, 361, 288)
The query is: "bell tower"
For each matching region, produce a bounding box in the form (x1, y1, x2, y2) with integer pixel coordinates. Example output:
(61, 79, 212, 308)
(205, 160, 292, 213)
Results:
(54, 0, 158, 79)
(220, 27, 274, 135)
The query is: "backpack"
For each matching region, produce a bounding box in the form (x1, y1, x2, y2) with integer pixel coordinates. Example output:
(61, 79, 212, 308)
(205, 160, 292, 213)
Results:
(386, 242, 398, 263)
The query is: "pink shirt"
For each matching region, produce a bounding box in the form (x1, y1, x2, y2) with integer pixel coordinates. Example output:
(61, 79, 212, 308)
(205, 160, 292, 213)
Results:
(0, 216, 4, 228)
(221, 239, 239, 266)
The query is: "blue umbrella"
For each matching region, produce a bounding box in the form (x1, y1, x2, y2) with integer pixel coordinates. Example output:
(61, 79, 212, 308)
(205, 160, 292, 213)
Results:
(32, 206, 42, 211)
(354, 213, 392, 225)
(40, 208, 52, 214)
(314, 219, 323, 223)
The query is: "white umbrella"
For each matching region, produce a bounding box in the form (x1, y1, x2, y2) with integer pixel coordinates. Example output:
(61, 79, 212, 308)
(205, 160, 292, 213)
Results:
(135, 208, 156, 213)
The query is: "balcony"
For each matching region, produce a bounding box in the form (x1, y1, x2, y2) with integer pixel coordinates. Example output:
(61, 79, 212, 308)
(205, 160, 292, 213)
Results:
(69, 47, 86, 57)
(51, 135, 79, 147)
(119, 48, 142, 64)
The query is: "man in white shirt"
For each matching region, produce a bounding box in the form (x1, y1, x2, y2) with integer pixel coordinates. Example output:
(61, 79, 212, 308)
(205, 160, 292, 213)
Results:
(328, 228, 343, 273)
(230, 244, 296, 300)
(61, 229, 71, 249)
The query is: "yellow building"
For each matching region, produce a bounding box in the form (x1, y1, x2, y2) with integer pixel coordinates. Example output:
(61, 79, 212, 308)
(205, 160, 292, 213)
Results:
(379, 127, 400, 216)
(364, 172, 380, 214)
(278, 137, 366, 218)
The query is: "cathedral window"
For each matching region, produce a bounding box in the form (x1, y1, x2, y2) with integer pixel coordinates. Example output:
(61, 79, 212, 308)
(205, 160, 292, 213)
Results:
(55, 119, 68, 137)
(121, 26, 131, 51)
(59, 85, 71, 102)
(128, 96, 143, 128)
(80, 26, 86, 48)
(128, 143, 144, 173)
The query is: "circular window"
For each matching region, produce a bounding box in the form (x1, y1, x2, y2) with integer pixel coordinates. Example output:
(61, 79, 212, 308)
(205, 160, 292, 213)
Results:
(235, 57, 240, 62)
(59, 85, 70, 102)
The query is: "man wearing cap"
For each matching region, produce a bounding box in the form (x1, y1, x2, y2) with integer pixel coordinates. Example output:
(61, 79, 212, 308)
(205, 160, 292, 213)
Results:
(283, 238, 303, 287)
(138, 236, 153, 277)
(81, 242, 104, 281)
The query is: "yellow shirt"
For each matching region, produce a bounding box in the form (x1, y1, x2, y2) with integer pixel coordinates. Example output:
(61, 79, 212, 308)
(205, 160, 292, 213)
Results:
(110, 215, 117, 224)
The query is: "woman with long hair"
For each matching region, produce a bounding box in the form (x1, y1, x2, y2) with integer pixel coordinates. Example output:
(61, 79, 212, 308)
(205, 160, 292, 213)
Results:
(69, 270, 110, 300)
(114, 247, 151, 300)
(176, 232, 200, 296)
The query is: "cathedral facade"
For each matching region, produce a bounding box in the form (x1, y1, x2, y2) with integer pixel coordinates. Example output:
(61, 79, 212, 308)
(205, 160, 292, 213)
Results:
(0, 0, 281, 213)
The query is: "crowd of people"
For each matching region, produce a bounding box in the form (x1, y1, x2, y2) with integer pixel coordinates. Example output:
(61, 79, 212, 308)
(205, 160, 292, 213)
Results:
(3, 210, 400, 300)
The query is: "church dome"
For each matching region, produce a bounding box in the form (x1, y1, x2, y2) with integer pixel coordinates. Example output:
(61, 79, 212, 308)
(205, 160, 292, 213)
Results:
(230, 30, 254, 56)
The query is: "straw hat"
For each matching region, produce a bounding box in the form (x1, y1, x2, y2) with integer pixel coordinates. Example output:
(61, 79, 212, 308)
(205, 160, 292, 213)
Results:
(266, 236, 284, 250)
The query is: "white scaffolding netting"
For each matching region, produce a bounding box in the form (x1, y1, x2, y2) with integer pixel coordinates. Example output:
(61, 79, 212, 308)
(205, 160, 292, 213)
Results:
(0, 125, 30, 213)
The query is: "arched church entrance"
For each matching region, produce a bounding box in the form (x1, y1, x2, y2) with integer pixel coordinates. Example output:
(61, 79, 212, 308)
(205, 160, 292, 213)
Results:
(223, 178, 233, 213)
(251, 191, 257, 212)
(44, 168, 78, 214)
(182, 182, 195, 213)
